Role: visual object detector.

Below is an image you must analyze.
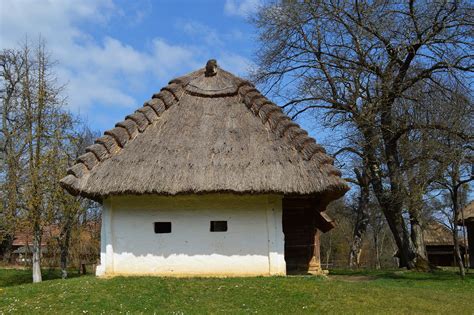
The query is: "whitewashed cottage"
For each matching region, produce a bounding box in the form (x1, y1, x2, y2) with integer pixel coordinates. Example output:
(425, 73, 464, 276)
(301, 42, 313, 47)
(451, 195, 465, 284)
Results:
(60, 60, 348, 277)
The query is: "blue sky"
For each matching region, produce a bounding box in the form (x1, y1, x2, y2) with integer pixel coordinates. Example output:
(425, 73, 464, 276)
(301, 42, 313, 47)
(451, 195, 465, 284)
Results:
(0, 0, 262, 132)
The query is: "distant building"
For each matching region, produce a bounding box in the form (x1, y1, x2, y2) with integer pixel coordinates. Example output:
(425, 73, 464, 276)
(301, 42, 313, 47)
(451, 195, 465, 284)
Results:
(60, 60, 349, 277)
(4, 223, 99, 267)
(423, 221, 466, 266)
(9, 229, 51, 264)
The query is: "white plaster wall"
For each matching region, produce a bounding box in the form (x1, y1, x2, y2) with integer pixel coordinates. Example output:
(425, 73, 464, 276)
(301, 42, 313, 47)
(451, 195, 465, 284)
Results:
(96, 194, 286, 277)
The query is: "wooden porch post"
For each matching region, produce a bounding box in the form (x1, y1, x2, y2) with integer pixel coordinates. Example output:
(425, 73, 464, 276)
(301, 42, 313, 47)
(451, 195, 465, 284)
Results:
(308, 229, 325, 275)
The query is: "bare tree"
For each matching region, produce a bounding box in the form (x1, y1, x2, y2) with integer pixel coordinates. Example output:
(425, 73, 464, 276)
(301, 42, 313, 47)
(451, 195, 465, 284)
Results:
(1, 39, 100, 281)
(252, 0, 473, 269)
(9, 38, 68, 282)
(433, 91, 473, 278)
(53, 126, 97, 278)
(1, 37, 102, 282)
(392, 84, 445, 268)
(23, 39, 61, 282)
(0, 49, 27, 262)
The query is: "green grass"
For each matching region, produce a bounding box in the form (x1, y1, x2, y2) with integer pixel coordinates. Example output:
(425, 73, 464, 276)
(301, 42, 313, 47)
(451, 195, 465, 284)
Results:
(1, 268, 473, 314)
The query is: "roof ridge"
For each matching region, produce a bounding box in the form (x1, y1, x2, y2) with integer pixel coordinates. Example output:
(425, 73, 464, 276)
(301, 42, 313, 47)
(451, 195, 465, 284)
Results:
(60, 82, 185, 195)
(236, 83, 342, 177)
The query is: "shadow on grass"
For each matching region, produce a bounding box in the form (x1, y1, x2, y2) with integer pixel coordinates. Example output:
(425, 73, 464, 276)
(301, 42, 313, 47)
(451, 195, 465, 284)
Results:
(329, 268, 474, 281)
(0, 268, 86, 288)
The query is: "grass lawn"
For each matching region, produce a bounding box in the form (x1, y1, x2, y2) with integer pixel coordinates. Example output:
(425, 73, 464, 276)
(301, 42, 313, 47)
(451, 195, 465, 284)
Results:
(1, 268, 473, 314)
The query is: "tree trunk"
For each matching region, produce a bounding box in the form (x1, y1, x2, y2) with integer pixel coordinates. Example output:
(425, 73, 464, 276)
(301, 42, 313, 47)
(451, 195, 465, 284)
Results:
(373, 230, 381, 269)
(369, 164, 416, 268)
(59, 221, 72, 279)
(349, 168, 370, 269)
(362, 126, 417, 269)
(325, 236, 332, 269)
(405, 166, 432, 271)
(32, 222, 42, 283)
(453, 227, 465, 279)
(376, 228, 388, 269)
(81, 262, 87, 275)
(1, 235, 14, 264)
(452, 188, 466, 279)
(60, 246, 68, 279)
(410, 216, 431, 271)
(349, 228, 365, 268)
(380, 197, 416, 269)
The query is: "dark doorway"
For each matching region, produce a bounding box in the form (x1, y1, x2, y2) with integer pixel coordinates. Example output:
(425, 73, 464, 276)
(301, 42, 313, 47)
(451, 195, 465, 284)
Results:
(282, 197, 320, 275)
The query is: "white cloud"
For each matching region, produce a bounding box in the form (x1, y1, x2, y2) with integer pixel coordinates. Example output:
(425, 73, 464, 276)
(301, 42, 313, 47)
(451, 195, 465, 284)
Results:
(224, 0, 262, 18)
(0, 0, 114, 49)
(0, 0, 254, 129)
(0, 0, 201, 115)
(0, 0, 140, 112)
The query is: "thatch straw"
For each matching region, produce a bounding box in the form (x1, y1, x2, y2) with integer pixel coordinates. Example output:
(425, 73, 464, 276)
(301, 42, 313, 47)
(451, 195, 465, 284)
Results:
(423, 221, 454, 246)
(458, 201, 474, 225)
(60, 63, 349, 202)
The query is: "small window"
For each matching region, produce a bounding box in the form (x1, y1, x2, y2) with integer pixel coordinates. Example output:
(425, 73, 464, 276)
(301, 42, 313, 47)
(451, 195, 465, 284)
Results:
(210, 221, 227, 232)
(154, 222, 171, 233)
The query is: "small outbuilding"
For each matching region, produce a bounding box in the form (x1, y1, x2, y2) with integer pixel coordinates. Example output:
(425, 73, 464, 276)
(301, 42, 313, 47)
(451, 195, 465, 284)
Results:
(423, 221, 466, 267)
(60, 60, 348, 277)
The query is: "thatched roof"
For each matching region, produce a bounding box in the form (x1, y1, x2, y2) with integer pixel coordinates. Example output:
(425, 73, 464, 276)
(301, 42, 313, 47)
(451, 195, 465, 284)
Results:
(423, 221, 454, 246)
(60, 60, 349, 202)
(458, 201, 474, 225)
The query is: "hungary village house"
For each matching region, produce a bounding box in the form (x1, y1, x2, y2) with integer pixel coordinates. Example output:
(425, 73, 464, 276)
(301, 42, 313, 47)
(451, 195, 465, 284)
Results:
(60, 60, 349, 277)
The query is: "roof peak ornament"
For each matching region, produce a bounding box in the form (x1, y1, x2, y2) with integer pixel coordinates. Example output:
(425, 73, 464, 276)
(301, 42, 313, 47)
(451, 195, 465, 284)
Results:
(205, 59, 217, 76)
